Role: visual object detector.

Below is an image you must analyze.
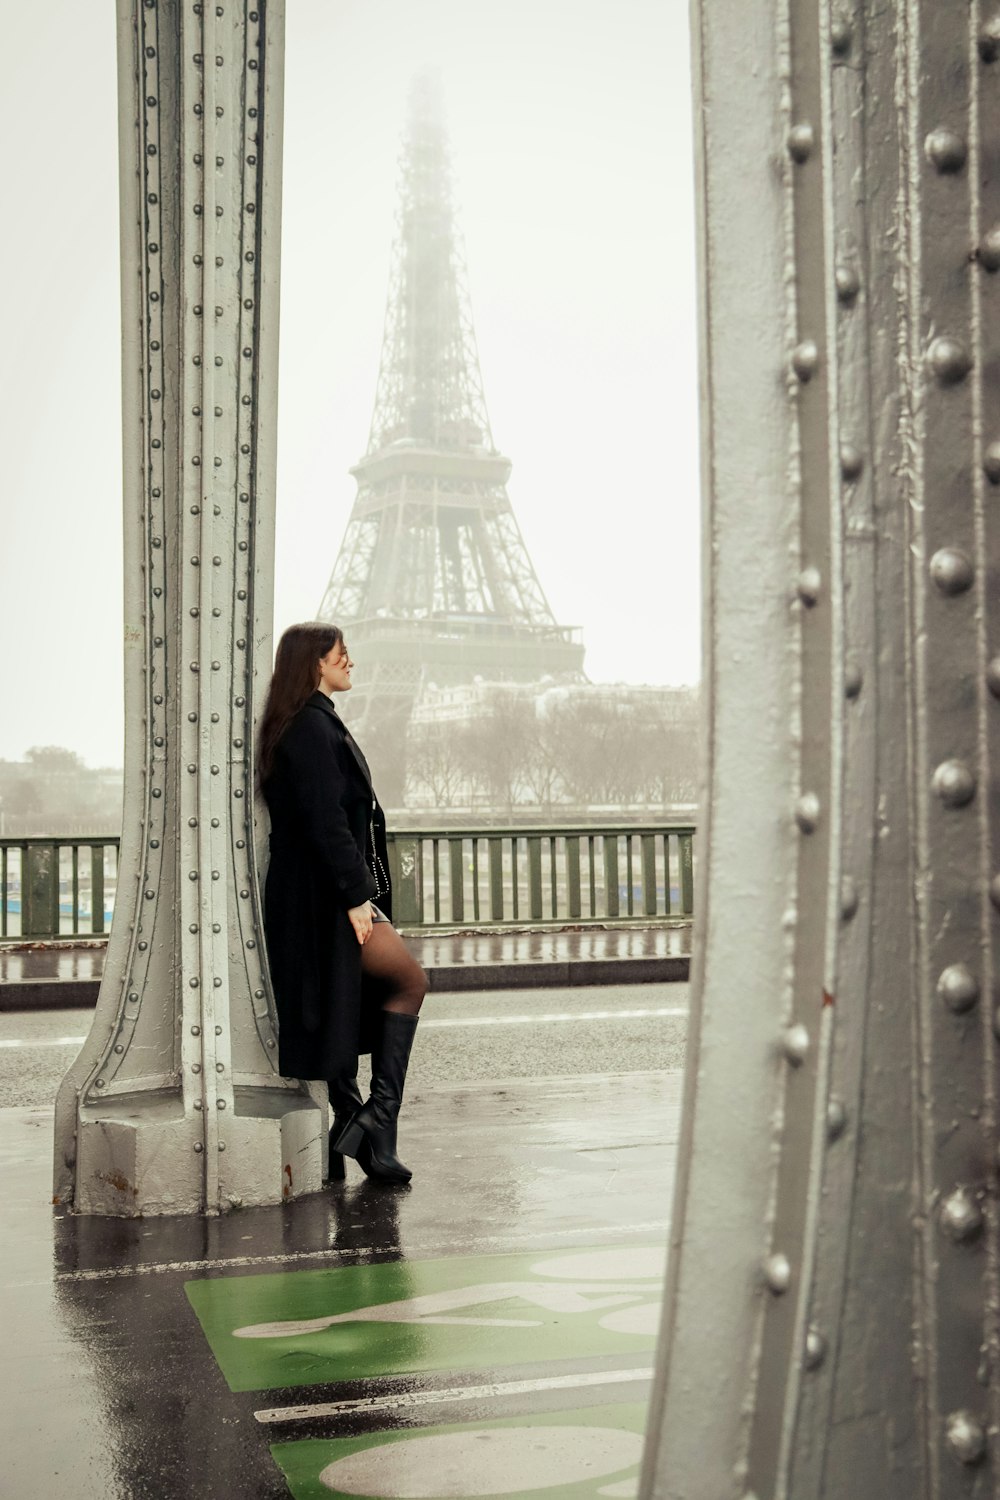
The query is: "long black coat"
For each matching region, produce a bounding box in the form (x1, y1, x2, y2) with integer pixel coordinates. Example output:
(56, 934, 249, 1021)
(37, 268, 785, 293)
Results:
(261, 691, 392, 1081)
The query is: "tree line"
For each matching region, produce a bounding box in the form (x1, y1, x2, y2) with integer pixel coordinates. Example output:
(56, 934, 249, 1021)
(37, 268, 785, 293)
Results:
(403, 686, 699, 813)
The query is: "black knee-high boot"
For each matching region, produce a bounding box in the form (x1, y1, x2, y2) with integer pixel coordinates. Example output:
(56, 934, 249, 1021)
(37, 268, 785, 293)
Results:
(326, 1071, 364, 1183)
(333, 1012, 418, 1184)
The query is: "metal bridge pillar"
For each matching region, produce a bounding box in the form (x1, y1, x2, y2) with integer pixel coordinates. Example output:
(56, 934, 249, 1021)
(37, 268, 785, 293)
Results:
(53, 0, 323, 1216)
(641, 2, 1000, 1496)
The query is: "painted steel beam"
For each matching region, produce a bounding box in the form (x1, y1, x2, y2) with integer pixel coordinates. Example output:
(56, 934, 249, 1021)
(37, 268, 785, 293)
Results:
(642, 1, 999, 1496)
(52, 0, 323, 1217)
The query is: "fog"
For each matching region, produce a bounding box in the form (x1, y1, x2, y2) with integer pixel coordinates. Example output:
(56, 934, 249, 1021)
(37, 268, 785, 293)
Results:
(0, 0, 697, 771)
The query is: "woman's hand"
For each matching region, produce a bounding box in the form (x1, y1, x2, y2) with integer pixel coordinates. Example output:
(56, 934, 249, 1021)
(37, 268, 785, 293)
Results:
(347, 901, 374, 945)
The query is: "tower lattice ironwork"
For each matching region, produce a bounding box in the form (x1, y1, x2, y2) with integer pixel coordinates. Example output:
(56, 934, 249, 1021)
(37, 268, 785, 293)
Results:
(317, 71, 584, 801)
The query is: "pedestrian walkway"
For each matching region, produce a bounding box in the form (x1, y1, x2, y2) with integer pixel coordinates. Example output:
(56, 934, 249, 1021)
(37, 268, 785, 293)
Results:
(0, 926, 692, 1009)
(4, 1064, 681, 1499)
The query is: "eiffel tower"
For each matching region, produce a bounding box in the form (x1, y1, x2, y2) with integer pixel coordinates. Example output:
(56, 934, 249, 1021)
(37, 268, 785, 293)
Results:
(317, 71, 585, 803)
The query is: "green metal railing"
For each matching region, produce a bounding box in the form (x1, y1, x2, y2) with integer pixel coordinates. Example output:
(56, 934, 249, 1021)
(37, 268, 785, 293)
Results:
(0, 824, 694, 942)
(0, 838, 119, 941)
(387, 825, 694, 928)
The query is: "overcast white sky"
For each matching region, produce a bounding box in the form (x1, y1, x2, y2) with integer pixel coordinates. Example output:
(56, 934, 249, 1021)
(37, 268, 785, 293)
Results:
(0, 0, 698, 769)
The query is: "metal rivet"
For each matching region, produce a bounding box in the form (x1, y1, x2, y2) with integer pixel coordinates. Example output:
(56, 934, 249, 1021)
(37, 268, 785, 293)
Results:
(191, 1025, 201, 1036)
(840, 444, 864, 480)
(192, 1063, 201, 1074)
(214, 978, 222, 988)
(936, 963, 979, 1013)
(840, 877, 859, 921)
(797, 567, 822, 607)
(826, 1099, 847, 1141)
(985, 443, 1000, 483)
(782, 1024, 810, 1066)
(235, 696, 245, 707)
(830, 13, 852, 53)
(189, 924, 198, 934)
(188, 870, 198, 882)
(763, 1254, 791, 1294)
(978, 227, 1000, 272)
(194, 1099, 203, 1110)
(985, 657, 1000, 698)
(267, 1038, 276, 1049)
(188, 817, 198, 828)
(95, 1078, 106, 1088)
(932, 759, 976, 807)
(930, 547, 974, 595)
(218, 1099, 227, 1109)
(145, 889, 155, 899)
(940, 1188, 983, 1242)
(795, 792, 821, 833)
(835, 264, 860, 304)
(927, 336, 971, 384)
(804, 1326, 827, 1370)
(246, 939, 256, 949)
(844, 660, 863, 699)
(792, 340, 819, 381)
(211, 764, 220, 775)
(189, 976, 199, 988)
(187, 763, 197, 775)
(240, 889, 249, 898)
(235, 789, 244, 799)
(194, 1141, 204, 1152)
(128, 991, 139, 1003)
(218, 1141, 227, 1152)
(945, 1411, 986, 1465)
(925, 129, 967, 173)
(114, 1044, 124, 1055)
(788, 123, 815, 162)
(978, 17, 1000, 62)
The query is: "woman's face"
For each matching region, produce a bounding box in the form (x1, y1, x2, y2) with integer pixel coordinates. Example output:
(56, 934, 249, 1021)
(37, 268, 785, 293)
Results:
(317, 641, 354, 694)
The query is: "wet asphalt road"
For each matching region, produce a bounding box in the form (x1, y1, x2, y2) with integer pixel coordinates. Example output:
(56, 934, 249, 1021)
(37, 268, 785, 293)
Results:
(0, 982, 689, 1107)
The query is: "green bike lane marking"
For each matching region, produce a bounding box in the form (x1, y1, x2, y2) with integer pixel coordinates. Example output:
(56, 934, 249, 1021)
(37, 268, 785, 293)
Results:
(185, 1245, 665, 1393)
(271, 1400, 649, 1500)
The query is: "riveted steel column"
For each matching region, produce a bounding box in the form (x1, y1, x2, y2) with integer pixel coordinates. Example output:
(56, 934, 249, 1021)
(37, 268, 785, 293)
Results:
(52, 0, 321, 1217)
(642, 1, 1000, 1496)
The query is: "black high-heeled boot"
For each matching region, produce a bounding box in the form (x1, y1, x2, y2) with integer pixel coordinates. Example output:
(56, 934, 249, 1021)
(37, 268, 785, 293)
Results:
(333, 1012, 418, 1184)
(326, 1071, 364, 1183)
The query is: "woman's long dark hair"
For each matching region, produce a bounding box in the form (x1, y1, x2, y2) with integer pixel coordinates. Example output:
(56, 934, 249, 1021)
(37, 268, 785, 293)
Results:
(256, 621, 343, 785)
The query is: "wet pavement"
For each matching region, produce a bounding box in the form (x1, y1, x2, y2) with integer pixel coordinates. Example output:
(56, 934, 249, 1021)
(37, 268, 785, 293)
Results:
(0, 926, 691, 1009)
(3, 1026, 682, 1499)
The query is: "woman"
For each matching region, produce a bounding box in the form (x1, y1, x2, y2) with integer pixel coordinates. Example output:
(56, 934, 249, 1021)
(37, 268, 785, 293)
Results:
(257, 622, 427, 1185)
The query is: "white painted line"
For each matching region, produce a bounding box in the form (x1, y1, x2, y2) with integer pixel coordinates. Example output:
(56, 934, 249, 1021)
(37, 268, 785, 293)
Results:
(54, 1221, 670, 1282)
(0, 1010, 686, 1045)
(0, 1037, 86, 1048)
(423, 1008, 687, 1029)
(254, 1366, 656, 1424)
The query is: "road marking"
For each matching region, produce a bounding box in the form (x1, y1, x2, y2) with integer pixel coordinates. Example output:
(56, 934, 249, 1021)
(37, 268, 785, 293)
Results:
(54, 1221, 669, 1283)
(254, 1366, 655, 1425)
(0, 1037, 86, 1047)
(423, 1008, 687, 1028)
(1, 1009, 687, 1047)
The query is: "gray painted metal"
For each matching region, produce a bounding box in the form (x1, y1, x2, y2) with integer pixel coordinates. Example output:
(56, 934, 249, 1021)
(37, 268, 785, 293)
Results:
(52, 1, 322, 1217)
(642, 2, 999, 1496)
